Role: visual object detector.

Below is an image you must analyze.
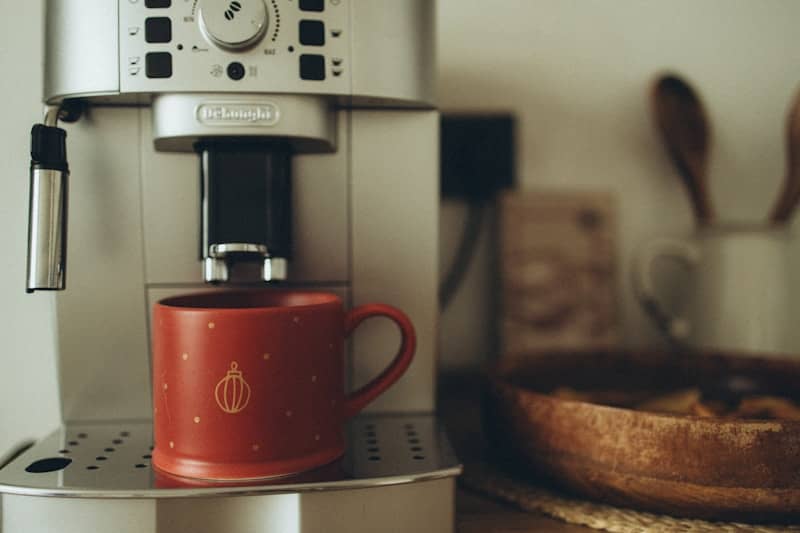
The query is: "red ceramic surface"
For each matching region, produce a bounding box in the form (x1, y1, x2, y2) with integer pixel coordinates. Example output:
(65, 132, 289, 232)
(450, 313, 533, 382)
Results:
(151, 290, 415, 481)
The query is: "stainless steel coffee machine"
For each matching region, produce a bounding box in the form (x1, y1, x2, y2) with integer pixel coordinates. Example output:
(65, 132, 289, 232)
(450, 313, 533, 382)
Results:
(0, 1, 459, 531)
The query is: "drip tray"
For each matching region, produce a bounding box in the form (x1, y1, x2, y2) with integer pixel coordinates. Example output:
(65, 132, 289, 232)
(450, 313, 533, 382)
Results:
(0, 414, 461, 498)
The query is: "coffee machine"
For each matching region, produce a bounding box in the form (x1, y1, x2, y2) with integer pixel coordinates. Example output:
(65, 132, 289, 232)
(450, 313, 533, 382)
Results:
(0, 1, 459, 532)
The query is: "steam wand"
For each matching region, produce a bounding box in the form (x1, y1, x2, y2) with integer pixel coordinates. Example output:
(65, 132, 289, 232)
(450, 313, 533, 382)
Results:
(26, 101, 82, 293)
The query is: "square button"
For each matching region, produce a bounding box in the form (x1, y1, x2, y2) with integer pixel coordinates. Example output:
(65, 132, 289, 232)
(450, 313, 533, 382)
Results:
(300, 54, 325, 81)
(299, 20, 325, 46)
(145, 17, 171, 43)
(146, 52, 172, 78)
(145, 0, 171, 7)
(299, 0, 324, 12)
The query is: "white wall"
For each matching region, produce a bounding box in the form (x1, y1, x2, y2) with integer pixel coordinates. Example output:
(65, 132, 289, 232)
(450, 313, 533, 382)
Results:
(438, 0, 800, 368)
(0, 0, 60, 456)
(2, 0, 800, 453)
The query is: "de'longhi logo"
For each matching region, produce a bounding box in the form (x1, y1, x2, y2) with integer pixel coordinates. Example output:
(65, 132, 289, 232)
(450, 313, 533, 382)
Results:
(224, 1, 242, 21)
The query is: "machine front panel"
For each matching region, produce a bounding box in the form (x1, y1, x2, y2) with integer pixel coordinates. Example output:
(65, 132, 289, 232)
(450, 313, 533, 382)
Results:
(119, 0, 351, 96)
(44, 0, 435, 106)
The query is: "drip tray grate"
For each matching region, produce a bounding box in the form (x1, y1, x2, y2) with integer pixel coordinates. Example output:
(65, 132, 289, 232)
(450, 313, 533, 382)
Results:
(0, 414, 460, 498)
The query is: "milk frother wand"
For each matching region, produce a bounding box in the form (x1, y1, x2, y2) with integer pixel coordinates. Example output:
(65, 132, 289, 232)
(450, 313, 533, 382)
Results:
(26, 101, 82, 293)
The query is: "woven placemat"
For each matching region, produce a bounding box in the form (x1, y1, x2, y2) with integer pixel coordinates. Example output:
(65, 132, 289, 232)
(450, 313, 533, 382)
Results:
(460, 462, 800, 532)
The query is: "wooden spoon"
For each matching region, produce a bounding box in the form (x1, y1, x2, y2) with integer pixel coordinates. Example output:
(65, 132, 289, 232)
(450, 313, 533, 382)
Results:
(651, 74, 713, 224)
(768, 86, 800, 224)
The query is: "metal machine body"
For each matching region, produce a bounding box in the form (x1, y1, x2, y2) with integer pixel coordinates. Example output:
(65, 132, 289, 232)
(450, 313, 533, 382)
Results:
(1, 1, 457, 531)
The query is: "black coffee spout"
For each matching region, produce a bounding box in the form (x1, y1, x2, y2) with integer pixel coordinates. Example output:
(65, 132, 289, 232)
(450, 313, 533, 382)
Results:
(198, 141, 292, 283)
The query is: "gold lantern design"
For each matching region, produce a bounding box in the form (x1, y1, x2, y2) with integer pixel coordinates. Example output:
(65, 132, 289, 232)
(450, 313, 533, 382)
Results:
(214, 361, 251, 414)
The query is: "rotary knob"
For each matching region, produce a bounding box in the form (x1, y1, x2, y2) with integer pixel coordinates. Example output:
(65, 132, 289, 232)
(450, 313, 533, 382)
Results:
(198, 0, 268, 51)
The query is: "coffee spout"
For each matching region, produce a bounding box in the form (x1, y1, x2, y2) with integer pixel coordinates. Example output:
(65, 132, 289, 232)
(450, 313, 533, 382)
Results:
(199, 142, 292, 283)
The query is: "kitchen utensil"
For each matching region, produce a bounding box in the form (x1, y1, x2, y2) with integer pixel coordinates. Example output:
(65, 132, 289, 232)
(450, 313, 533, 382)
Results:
(485, 349, 800, 522)
(3, 3, 459, 532)
(651, 74, 713, 224)
(631, 224, 795, 355)
(769, 87, 800, 223)
(152, 289, 415, 480)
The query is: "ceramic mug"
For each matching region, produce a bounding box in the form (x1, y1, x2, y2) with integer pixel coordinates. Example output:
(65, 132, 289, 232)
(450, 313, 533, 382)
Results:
(151, 290, 416, 480)
(632, 225, 795, 355)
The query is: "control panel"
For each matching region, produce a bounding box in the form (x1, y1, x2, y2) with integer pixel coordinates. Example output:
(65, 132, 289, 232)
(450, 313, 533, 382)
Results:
(119, 0, 350, 95)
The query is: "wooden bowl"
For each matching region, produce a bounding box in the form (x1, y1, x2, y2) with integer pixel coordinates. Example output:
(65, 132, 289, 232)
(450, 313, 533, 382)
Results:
(485, 350, 800, 522)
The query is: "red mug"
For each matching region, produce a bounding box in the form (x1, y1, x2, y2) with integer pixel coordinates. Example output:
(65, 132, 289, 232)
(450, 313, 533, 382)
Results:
(151, 289, 415, 480)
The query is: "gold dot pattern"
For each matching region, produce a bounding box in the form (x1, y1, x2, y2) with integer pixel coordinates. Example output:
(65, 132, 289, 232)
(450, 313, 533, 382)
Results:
(169, 441, 175, 449)
(252, 444, 260, 451)
(182, 353, 189, 361)
(293, 316, 301, 324)
(193, 416, 200, 424)
(314, 434, 320, 441)
(163, 383, 168, 391)
(285, 410, 293, 418)
(263, 353, 271, 360)
(311, 375, 317, 383)
(208, 322, 215, 329)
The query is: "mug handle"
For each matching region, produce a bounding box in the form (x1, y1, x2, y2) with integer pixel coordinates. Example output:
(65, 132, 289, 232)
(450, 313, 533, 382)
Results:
(632, 238, 700, 342)
(343, 304, 416, 419)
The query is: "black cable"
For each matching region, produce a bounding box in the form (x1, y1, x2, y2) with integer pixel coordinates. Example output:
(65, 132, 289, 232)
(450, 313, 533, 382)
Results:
(439, 201, 487, 309)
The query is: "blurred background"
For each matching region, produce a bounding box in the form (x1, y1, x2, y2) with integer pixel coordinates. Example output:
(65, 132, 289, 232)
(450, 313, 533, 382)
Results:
(3, 0, 800, 453)
(437, 0, 800, 369)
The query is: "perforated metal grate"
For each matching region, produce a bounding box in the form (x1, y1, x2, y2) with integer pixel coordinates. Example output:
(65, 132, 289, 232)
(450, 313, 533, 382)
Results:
(0, 415, 460, 498)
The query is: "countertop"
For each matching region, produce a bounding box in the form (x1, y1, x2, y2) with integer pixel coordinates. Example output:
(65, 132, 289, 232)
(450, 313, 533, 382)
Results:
(439, 373, 593, 532)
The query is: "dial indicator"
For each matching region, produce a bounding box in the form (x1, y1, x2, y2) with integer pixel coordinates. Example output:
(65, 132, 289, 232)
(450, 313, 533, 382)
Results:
(198, 0, 269, 51)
